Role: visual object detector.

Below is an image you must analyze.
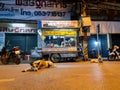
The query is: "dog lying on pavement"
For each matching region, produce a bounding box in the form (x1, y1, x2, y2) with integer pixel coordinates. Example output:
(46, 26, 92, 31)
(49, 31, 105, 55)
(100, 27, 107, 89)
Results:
(90, 59, 99, 63)
(22, 60, 56, 72)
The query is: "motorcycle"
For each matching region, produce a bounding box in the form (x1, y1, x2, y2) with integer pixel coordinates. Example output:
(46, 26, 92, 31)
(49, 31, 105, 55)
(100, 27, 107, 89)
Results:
(1, 45, 21, 65)
(108, 45, 120, 61)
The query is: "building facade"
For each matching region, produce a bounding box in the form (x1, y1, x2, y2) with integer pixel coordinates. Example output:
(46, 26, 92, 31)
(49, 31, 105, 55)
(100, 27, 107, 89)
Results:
(0, 0, 120, 58)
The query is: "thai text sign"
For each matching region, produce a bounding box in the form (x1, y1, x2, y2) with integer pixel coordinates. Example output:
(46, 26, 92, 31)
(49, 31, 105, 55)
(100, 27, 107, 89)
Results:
(41, 20, 79, 28)
(0, 0, 71, 20)
(43, 30, 77, 36)
(0, 23, 37, 33)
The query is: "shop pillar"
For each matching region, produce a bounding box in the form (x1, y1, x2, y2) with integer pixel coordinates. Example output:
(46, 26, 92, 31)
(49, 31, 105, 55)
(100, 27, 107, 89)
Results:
(82, 28, 90, 61)
(80, 17, 91, 61)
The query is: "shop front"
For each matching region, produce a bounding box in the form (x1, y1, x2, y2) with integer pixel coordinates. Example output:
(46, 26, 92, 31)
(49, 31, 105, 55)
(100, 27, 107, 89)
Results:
(88, 21, 120, 58)
(37, 20, 82, 62)
(0, 22, 37, 54)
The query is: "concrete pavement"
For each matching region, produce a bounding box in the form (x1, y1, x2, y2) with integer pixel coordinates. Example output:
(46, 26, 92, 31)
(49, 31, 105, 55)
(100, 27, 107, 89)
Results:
(0, 61, 120, 90)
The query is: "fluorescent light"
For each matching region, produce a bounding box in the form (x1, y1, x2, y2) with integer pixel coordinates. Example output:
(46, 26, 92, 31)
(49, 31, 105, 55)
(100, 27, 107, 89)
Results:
(12, 23, 26, 27)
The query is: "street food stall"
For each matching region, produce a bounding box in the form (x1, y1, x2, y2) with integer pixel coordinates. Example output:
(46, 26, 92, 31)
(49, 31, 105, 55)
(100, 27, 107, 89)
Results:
(37, 20, 83, 62)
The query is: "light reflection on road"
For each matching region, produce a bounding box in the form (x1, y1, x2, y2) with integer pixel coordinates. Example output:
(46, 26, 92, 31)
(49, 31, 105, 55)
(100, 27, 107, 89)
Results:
(0, 78, 15, 82)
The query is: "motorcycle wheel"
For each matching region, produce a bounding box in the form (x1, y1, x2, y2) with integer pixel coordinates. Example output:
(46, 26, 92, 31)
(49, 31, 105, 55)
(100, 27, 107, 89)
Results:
(108, 55, 115, 61)
(50, 53, 61, 63)
(14, 55, 21, 64)
(1, 55, 9, 64)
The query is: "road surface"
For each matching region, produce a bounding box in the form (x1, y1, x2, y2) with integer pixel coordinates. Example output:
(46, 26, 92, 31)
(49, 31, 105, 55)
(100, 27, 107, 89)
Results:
(0, 60, 120, 90)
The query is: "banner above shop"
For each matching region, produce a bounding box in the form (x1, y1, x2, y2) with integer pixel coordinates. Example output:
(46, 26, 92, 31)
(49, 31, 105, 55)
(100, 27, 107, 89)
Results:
(0, 0, 71, 20)
(91, 21, 120, 34)
(39, 20, 79, 28)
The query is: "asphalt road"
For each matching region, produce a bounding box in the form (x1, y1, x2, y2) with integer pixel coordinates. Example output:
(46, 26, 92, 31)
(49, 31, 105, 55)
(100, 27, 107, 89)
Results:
(0, 60, 120, 90)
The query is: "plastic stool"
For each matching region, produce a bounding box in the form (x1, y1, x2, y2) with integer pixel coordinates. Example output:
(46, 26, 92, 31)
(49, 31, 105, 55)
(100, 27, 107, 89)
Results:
(25, 55, 30, 61)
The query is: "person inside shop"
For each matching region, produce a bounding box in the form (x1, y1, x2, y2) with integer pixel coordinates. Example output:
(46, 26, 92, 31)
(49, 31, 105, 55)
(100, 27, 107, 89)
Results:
(61, 41, 64, 47)
(65, 41, 71, 47)
(69, 38, 76, 46)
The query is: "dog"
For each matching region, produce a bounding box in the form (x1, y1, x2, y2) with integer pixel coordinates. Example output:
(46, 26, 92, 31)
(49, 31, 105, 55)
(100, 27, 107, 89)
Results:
(98, 55, 103, 63)
(90, 59, 99, 63)
(22, 59, 56, 72)
(90, 55, 103, 63)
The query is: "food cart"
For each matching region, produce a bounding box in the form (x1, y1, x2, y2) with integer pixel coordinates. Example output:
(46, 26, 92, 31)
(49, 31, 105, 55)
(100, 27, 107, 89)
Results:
(37, 20, 83, 62)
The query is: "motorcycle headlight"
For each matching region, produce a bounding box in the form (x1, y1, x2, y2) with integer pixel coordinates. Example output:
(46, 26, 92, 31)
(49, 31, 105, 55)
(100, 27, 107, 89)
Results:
(15, 51, 20, 54)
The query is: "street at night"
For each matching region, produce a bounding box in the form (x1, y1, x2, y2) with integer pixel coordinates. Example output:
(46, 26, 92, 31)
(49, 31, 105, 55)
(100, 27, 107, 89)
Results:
(0, 0, 120, 90)
(0, 60, 120, 90)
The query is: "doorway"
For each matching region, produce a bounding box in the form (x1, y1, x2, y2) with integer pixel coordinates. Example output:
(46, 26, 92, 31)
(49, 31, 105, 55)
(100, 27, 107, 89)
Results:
(5, 33, 37, 54)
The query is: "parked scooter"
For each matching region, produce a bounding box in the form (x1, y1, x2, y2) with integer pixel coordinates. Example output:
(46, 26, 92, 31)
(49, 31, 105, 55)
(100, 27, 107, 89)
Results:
(1, 44, 21, 65)
(108, 45, 120, 61)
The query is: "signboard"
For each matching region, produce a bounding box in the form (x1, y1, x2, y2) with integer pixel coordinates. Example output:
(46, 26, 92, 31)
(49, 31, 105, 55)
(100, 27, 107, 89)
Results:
(82, 16, 92, 27)
(0, 0, 71, 20)
(43, 30, 77, 36)
(0, 23, 37, 33)
(42, 47, 77, 52)
(40, 20, 79, 28)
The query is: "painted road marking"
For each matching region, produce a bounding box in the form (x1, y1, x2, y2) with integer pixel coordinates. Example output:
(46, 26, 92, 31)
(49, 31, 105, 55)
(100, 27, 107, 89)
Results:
(0, 78, 15, 82)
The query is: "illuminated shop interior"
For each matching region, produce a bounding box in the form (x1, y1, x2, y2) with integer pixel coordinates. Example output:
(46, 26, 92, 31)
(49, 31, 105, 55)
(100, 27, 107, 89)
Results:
(38, 29, 78, 48)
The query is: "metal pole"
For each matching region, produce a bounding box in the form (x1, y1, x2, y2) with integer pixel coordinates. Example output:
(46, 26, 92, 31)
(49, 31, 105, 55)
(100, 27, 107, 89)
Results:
(97, 24, 100, 57)
(96, 24, 103, 63)
(96, 29, 100, 56)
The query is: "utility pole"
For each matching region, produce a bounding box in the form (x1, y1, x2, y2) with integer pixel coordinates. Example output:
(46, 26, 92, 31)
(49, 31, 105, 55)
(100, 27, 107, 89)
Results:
(96, 24, 103, 63)
(97, 24, 100, 57)
(79, 1, 91, 61)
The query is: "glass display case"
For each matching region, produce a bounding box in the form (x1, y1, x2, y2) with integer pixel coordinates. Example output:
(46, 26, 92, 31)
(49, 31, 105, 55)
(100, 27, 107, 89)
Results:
(43, 29, 77, 48)
(37, 20, 82, 62)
